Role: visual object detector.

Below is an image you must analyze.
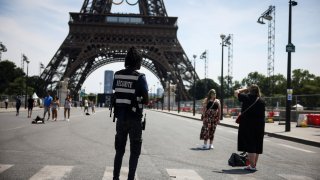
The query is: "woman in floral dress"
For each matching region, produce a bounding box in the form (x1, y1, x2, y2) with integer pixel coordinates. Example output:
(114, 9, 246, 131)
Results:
(200, 89, 221, 149)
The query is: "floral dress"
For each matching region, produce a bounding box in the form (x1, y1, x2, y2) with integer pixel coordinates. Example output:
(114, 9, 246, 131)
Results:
(200, 99, 220, 141)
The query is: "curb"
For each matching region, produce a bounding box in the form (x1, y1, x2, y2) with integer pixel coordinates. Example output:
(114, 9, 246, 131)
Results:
(154, 110, 320, 148)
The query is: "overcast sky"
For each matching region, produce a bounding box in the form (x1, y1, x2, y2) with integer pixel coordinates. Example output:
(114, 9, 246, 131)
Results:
(0, 0, 319, 94)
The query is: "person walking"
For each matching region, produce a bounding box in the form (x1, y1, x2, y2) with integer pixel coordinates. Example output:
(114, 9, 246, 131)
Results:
(112, 47, 149, 180)
(64, 95, 72, 121)
(5, 97, 8, 109)
(51, 97, 60, 121)
(84, 99, 89, 114)
(27, 95, 34, 118)
(234, 84, 265, 171)
(43, 92, 53, 120)
(15, 96, 21, 116)
(199, 89, 221, 149)
(91, 100, 95, 114)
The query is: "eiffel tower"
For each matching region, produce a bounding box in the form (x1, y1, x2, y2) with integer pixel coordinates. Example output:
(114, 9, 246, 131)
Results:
(40, 0, 199, 100)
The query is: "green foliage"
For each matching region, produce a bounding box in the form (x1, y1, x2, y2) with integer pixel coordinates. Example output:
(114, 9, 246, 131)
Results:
(0, 60, 25, 94)
(188, 78, 219, 100)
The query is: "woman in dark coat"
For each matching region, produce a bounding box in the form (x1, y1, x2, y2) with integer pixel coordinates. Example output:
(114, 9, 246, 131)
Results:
(234, 84, 265, 171)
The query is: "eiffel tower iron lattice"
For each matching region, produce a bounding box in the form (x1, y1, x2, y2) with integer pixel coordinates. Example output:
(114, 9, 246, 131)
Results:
(40, 0, 199, 100)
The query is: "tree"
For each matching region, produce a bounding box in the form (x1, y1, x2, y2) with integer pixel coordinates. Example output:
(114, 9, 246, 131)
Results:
(292, 69, 316, 95)
(241, 72, 268, 96)
(188, 78, 219, 100)
(271, 74, 286, 96)
(0, 60, 25, 94)
(6, 77, 25, 96)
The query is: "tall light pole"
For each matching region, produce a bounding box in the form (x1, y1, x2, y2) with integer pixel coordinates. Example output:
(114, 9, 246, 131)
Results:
(24, 58, 30, 109)
(193, 55, 197, 116)
(157, 82, 159, 110)
(257, 5, 276, 110)
(220, 34, 231, 120)
(285, 0, 297, 132)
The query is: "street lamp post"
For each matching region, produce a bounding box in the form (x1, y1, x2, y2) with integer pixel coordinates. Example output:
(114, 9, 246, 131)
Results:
(24, 60, 30, 109)
(157, 82, 159, 110)
(168, 80, 170, 112)
(177, 79, 180, 113)
(285, 0, 297, 132)
(220, 34, 231, 120)
(193, 55, 197, 116)
(153, 84, 155, 109)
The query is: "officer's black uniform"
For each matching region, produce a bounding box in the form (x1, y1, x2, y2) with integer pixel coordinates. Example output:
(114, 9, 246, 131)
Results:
(112, 47, 148, 180)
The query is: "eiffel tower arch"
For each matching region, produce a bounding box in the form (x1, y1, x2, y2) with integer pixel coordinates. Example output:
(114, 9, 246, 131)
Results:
(40, 0, 199, 100)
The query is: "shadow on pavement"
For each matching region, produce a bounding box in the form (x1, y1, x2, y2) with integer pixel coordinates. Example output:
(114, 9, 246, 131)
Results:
(220, 169, 256, 174)
(189, 147, 212, 151)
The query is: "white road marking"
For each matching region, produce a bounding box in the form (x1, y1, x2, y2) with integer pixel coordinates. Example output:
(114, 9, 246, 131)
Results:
(0, 164, 13, 173)
(29, 165, 73, 180)
(278, 144, 315, 153)
(166, 169, 203, 180)
(103, 166, 139, 180)
(228, 174, 257, 180)
(278, 174, 314, 180)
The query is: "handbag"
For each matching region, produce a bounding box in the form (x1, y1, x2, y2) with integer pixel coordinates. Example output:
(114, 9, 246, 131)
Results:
(236, 97, 259, 124)
(228, 153, 248, 167)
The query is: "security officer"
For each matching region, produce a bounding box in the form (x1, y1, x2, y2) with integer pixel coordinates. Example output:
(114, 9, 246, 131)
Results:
(112, 47, 149, 180)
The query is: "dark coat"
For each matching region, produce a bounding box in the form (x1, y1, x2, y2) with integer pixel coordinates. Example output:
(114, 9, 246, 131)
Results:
(237, 93, 265, 154)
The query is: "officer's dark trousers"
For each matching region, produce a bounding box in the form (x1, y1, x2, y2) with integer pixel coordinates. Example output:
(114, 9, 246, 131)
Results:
(113, 117, 142, 180)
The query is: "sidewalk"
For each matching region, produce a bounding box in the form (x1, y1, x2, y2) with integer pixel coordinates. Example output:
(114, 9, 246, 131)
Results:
(152, 109, 320, 148)
(0, 107, 42, 113)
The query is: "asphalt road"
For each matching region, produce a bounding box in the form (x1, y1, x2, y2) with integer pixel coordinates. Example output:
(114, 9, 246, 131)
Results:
(0, 108, 319, 180)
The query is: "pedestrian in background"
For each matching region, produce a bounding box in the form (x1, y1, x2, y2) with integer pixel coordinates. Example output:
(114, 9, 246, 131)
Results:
(234, 84, 265, 171)
(51, 97, 60, 121)
(27, 95, 34, 118)
(5, 97, 8, 109)
(200, 89, 221, 149)
(91, 100, 95, 114)
(84, 99, 89, 114)
(15, 96, 21, 116)
(64, 95, 72, 121)
(43, 92, 53, 120)
(112, 47, 149, 180)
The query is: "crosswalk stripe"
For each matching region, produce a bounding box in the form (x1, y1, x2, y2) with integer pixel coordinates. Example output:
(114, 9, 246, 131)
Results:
(278, 174, 314, 180)
(166, 169, 203, 180)
(29, 165, 73, 180)
(0, 164, 13, 174)
(103, 166, 139, 180)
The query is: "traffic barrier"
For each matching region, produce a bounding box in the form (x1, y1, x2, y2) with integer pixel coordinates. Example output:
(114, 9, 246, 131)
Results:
(266, 111, 274, 123)
(306, 114, 320, 127)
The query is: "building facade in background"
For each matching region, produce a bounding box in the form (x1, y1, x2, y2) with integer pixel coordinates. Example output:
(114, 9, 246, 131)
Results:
(104, 70, 113, 94)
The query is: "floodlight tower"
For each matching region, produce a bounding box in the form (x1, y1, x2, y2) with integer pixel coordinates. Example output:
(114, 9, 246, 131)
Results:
(0, 42, 7, 61)
(257, 5, 276, 97)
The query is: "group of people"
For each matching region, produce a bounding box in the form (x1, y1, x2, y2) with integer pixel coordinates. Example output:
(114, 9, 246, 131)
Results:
(82, 99, 95, 114)
(12, 95, 34, 117)
(42, 93, 72, 121)
(200, 84, 265, 172)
